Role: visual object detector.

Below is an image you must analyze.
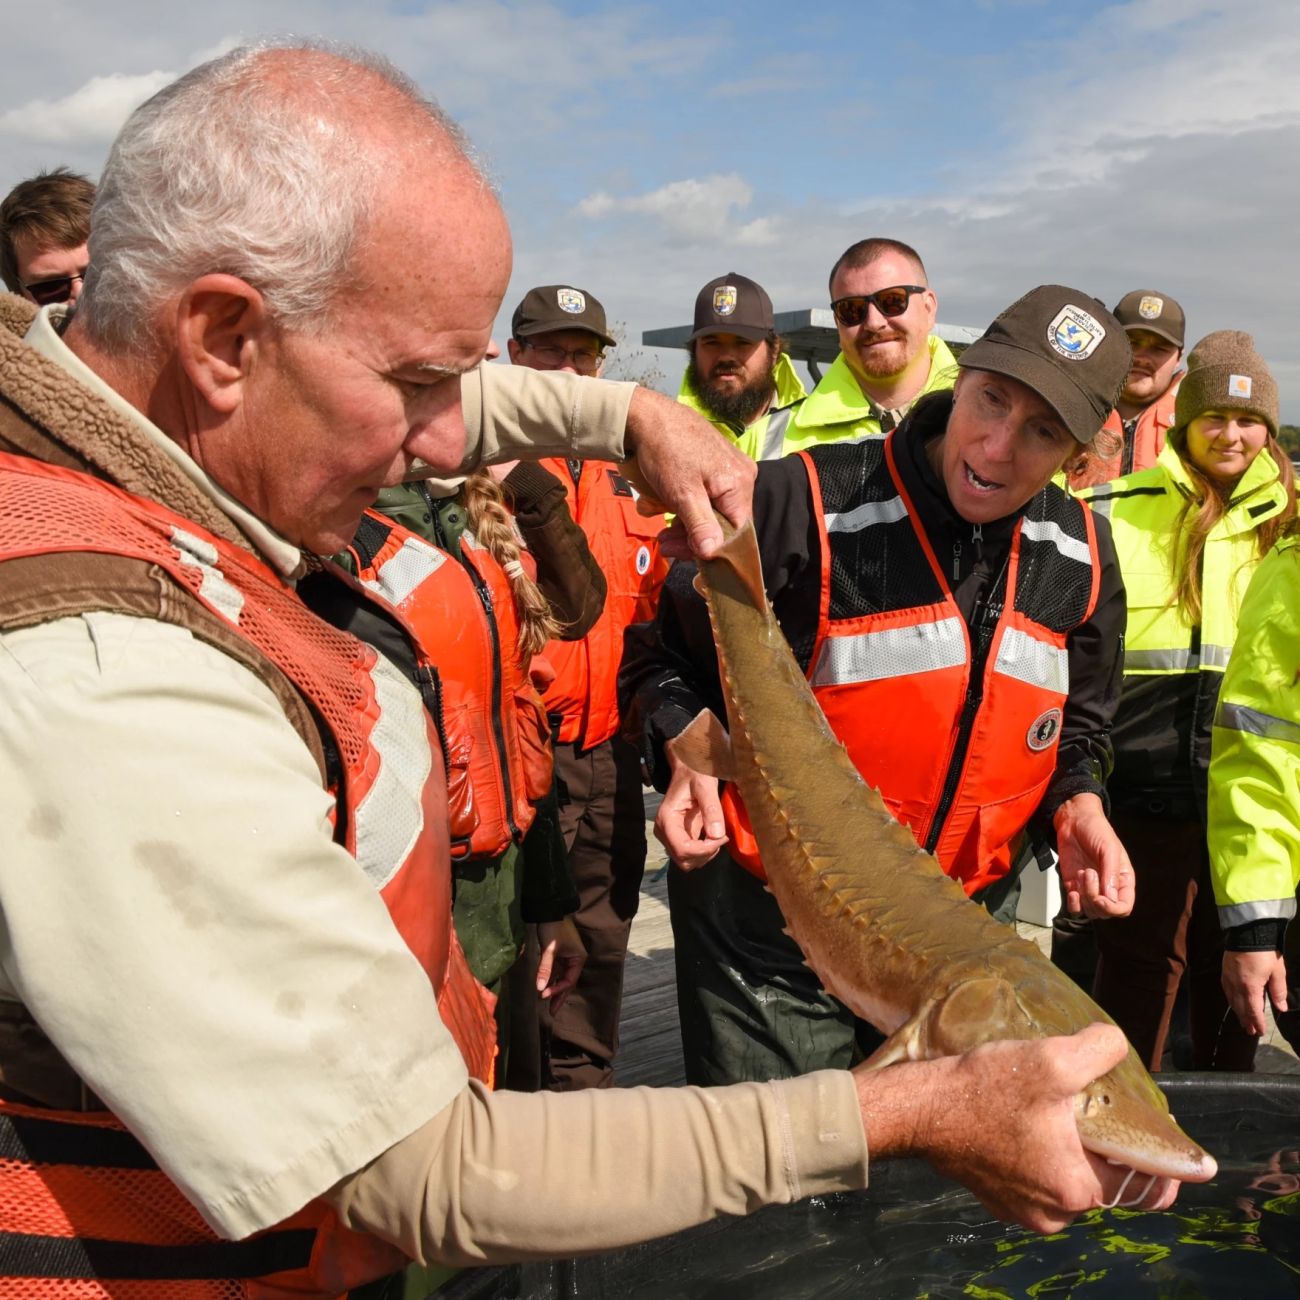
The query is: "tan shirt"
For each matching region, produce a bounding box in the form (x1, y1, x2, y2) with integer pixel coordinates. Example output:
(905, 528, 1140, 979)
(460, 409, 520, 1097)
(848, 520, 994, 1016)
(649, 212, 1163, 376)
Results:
(1, 321, 869, 1258)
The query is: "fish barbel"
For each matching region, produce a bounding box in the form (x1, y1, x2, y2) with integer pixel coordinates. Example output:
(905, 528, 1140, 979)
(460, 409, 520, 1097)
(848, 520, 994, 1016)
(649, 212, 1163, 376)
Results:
(669, 518, 1215, 1183)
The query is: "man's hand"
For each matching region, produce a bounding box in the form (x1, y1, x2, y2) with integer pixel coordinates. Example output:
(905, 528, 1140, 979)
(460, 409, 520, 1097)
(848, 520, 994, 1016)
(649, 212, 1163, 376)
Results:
(1223, 949, 1289, 1037)
(654, 755, 727, 871)
(622, 388, 755, 560)
(536, 916, 586, 1013)
(854, 1024, 1184, 1234)
(1054, 793, 1134, 918)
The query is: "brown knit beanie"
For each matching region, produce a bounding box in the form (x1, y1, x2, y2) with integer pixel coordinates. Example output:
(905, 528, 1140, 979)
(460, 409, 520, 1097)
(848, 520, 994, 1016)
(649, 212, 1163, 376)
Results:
(1174, 330, 1279, 438)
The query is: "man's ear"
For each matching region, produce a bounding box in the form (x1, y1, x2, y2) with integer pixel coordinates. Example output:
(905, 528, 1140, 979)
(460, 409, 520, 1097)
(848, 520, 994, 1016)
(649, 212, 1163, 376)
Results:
(174, 275, 270, 414)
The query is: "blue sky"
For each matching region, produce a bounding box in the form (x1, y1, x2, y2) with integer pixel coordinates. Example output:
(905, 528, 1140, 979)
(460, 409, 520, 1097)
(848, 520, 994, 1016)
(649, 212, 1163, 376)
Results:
(2, 1, 1297, 413)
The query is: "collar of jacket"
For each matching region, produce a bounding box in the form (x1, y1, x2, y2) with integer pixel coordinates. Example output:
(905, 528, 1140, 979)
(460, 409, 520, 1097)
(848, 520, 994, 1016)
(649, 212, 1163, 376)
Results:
(676, 351, 808, 435)
(1153, 436, 1289, 535)
(795, 334, 958, 429)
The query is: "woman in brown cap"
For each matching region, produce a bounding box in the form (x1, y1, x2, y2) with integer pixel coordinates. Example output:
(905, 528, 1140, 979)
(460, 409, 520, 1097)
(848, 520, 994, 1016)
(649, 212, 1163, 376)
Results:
(1080, 330, 1295, 1072)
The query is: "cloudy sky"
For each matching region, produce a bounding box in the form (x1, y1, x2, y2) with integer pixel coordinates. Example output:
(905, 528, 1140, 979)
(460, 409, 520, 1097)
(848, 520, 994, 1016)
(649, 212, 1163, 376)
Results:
(2, 0, 1296, 413)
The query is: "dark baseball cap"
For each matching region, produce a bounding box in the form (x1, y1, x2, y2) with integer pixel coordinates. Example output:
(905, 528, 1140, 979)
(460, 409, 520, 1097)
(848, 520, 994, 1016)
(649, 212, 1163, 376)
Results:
(688, 272, 774, 342)
(511, 284, 616, 347)
(958, 285, 1131, 445)
(1112, 289, 1185, 348)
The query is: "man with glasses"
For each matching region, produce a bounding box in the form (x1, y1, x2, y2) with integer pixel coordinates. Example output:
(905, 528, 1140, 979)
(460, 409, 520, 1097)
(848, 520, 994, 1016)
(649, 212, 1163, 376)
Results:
(509, 284, 671, 1090)
(788, 237, 957, 447)
(676, 272, 806, 460)
(0, 168, 94, 308)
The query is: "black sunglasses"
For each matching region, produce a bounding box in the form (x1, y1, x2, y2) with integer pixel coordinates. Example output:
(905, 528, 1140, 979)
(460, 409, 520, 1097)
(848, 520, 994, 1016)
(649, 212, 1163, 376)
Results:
(23, 269, 87, 307)
(830, 285, 927, 326)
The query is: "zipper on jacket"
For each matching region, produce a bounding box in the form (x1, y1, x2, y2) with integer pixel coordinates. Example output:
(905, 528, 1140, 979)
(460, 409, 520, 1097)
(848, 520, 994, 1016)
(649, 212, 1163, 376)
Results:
(924, 559, 1007, 855)
(951, 539, 962, 581)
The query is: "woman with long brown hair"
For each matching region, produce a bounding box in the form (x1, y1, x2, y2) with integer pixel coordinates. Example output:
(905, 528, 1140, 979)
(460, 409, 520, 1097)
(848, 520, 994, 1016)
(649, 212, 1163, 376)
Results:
(1081, 330, 1295, 1071)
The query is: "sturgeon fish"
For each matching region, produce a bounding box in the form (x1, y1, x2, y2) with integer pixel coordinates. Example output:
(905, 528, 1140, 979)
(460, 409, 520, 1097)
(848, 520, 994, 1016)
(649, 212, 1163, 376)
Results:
(670, 518, 1215, 1183)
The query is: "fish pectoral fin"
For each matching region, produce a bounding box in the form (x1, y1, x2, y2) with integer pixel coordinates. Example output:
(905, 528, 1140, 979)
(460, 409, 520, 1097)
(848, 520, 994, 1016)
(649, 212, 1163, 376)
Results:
(666, 708, 737, 783)
(859, 1017, 927, 1071)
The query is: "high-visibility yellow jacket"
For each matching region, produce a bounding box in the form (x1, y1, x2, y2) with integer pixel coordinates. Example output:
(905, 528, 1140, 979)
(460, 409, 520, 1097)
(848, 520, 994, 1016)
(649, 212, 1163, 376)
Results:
(786, 334, 958, 450)
(1082, 441, 1290, 809)
(676, 352, 807, 460)
(1207, 535, 1300, 928)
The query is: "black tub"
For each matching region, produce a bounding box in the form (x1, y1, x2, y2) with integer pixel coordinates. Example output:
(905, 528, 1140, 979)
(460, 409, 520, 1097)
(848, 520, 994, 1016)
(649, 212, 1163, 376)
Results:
(430, 1074, 1300, 1298)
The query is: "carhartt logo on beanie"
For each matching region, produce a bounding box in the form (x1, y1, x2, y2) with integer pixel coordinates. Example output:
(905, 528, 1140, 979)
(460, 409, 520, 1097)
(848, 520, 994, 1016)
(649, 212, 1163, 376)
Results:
(1174, 330, 1279, 437)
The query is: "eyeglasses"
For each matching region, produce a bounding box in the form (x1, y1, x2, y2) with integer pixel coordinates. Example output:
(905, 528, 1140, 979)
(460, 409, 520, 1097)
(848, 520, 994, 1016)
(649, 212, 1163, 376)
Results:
(520, 341, 604, 374)
(22, 269, 88, 307)
(830, 286, 927, 326)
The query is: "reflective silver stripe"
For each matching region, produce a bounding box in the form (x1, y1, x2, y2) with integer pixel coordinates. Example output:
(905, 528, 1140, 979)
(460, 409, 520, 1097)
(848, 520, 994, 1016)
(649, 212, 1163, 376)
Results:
(760, 406, 794, 460)
(1086, 494, 1115, 520)
(361, 536, 447, 606)
(1018, 517, 1091, 566)
(811, 616, 965, 687)
(993, 627, 1069, 693)
(1216, 700, 1300, 746)
(1124, 647, 1196, 671)
(1218, 898, 1298, 929)
(1202, 642, 1231, 670)
(170, 526, 245, 624)
(825, 495, 908, 534)
(354, 653, 431, 890)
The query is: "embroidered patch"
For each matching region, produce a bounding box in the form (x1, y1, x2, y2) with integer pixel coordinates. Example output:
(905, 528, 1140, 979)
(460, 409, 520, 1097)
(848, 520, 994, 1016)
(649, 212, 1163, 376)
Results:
(1027, 708, 1062, 752)
(1228, 373, 1253, 399)
(713, 285, 738, 316)
(1047, 305, 1106, 360)
(557, 288, 586, 314)
(636, 545, 652, 576)
(1138, 295, 1164, 319)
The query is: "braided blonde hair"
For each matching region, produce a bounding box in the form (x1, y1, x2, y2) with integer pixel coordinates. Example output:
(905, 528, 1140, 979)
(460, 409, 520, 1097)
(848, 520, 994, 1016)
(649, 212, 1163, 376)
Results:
(460, 469, 560, 658)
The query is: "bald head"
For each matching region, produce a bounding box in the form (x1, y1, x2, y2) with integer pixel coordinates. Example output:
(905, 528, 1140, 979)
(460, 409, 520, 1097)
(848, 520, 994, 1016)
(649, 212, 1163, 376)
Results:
(79, 40, 493, 356)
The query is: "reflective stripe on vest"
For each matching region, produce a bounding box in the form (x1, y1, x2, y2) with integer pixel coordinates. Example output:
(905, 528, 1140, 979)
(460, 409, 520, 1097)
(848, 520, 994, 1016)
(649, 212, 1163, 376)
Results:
(1216, 699, 1300, 746)
(811, 615, 965, 686)
(758, 404, 795, 461)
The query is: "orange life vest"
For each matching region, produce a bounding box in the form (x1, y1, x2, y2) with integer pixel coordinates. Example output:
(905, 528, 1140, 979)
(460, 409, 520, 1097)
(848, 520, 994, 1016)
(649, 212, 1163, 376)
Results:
(1067, 375, 1181, 490)
(536, 459, 669, 750)
(349, 509, 553, 861)
(0, 452, 496, 1298)
(722, 435, 1102, 896)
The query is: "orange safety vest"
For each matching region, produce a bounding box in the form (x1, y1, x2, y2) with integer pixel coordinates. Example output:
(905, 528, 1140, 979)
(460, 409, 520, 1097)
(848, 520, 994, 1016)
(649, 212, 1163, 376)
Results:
(349, 509, 553, 861)
(722, 435, 1102, 896)
(0, 453, 496, 1298)
(536, 459, 669, 751)
(1067, 375, 1181, 490)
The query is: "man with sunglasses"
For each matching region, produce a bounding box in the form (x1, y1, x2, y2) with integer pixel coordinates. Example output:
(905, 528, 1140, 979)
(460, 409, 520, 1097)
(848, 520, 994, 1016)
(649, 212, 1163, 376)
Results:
(507, 284, 671, 1091)
(677, 272, 807, 460)
(625, 284, 1135, 1090)
(0, 167, 94, 308)
(788, 237, 957, 448)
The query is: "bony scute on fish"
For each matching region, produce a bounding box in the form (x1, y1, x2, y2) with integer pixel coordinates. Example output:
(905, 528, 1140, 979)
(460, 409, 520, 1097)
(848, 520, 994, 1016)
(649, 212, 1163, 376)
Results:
(669, 516, 1216, 1186)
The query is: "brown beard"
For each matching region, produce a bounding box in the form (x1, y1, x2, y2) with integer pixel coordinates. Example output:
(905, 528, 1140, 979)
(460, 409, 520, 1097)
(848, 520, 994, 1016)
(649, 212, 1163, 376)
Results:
(687, 357, 778, 428)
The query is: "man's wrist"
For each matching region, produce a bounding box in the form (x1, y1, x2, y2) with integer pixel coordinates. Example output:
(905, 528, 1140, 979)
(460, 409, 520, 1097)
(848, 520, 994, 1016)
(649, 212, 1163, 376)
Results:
(1224, 919, 1287, 953)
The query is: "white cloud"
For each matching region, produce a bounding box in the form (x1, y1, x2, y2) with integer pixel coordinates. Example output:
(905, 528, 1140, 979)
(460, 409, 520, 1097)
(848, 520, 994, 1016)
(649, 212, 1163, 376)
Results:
(576, 172, 779, 246)
(0, 71, 174, 144)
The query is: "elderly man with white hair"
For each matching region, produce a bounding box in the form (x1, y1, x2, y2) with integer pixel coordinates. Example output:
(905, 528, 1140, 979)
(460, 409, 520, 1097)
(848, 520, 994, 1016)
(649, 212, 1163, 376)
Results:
(0, 40, 1189, 1298)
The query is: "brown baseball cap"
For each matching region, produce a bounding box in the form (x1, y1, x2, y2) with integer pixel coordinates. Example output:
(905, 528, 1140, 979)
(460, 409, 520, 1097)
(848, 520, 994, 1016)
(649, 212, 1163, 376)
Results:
(688, 272, 774, 342)
(958, 285, 1132, 444)
(511, 284, 617, 347)
(1112, 289, 1185, 348)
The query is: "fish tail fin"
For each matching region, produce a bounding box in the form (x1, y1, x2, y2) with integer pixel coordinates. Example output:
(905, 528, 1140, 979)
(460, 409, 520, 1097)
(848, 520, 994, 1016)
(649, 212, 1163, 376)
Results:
(667, 708, 737, 783)
(697, 518, 768, 612)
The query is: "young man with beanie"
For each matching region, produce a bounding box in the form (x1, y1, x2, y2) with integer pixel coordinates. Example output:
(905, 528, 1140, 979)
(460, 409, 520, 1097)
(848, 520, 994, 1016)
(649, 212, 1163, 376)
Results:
(508, 284, 672, 1089)
(624, 285, 1136, 1085)
(1081, 330, 1293, 1071)
(677, 272, 806, 460)
(786, 237, 958, 449)
(1068, 289, 1185, 490)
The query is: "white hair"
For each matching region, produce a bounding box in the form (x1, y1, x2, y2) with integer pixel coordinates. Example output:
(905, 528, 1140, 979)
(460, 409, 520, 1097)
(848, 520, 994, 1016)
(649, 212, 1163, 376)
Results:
(79, 39, 474, 353)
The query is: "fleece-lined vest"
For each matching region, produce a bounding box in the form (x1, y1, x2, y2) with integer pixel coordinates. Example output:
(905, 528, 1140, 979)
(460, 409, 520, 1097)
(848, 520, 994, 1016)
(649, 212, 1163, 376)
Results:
(722, 435, 1101, 895)
(536, 459, 669, 750)
(0, 451, 496, 1298)
(350, 509, 554, 860)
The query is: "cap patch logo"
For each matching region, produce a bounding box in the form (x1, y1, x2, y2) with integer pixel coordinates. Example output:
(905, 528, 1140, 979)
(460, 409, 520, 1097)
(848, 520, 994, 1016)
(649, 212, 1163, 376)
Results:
(557, 288, 586, 314)
(1138, 295, 1164, 319)
(1027, 708, 1062, 752)
(713, 285, 738, 317)
(1047, 305, 1106, 361)
(1228, 373, 1253, 399)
